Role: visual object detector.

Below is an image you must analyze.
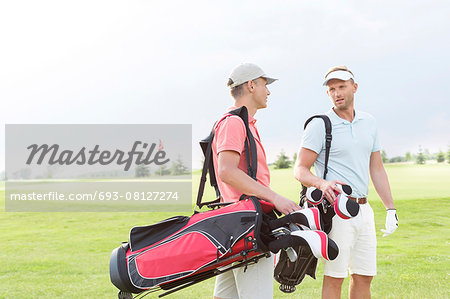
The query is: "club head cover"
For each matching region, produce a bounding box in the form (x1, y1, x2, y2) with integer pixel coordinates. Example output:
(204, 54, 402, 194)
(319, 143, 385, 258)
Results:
(306, 187, 323, 205)
(290, 230, 339, 261)
(335, 184, 352, 196)
(288, 208, 323, 231)
(267, 231, 339, 261)
(334, 193, 360, 219)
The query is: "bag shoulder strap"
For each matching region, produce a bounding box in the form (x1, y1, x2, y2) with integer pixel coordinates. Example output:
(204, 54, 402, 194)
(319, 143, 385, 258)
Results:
(303, 115, 332, 179)
(299, 115, 332, 207)
(196, 106, 257, 209)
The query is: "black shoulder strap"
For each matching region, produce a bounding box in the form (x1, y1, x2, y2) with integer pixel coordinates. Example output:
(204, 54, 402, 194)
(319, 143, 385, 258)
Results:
(299, 115, 332, 207)
(304, 115, 332, 179)
(196, 106, 257, 209)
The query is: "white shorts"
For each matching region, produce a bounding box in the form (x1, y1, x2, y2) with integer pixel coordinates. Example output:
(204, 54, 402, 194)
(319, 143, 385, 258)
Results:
(213, 253, 274, 299)
(323, 203, 377, 278)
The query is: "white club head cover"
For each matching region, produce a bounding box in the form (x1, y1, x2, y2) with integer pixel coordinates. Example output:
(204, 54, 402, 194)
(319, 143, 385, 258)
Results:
(335, 184, 352, 196)
(333, 193, 356, 219)
(290, 230, 339, 261)
(306, 187, 323, 205)
(333, 184, 359, 219)
(289, 207, 322, 230)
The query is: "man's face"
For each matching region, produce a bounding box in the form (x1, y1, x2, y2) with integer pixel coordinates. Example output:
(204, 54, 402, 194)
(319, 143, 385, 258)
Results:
(326, 79, 358, 110)
(251, 78, 270, 109)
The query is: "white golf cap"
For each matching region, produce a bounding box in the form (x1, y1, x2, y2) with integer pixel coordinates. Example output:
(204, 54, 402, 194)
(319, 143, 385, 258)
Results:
(323, 70, 355, 86)
(227, 63, 277, 88)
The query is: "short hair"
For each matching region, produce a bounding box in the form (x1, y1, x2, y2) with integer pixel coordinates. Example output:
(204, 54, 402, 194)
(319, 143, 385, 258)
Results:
(228, 77, 265, 99)
(325, 66, 355, 83)
(229, 82, 245, 99)
(227, 77, 251, 99)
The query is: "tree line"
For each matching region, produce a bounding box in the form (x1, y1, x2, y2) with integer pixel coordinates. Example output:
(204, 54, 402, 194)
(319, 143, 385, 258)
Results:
(381, 146, 450, 165)
(135, 155, 189, 177)
(272, 147, 450, 169)
(0, 156, 190, 180)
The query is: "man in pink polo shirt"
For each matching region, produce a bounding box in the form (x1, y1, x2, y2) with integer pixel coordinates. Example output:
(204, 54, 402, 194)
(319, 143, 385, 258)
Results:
(213, 63, 301, 299)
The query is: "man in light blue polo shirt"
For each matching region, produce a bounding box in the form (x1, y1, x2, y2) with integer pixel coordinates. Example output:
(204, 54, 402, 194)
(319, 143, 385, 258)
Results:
(294, 66, 398, 299)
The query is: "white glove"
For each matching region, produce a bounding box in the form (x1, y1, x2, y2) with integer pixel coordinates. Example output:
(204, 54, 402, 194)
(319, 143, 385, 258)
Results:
(381, 209, 398, 237)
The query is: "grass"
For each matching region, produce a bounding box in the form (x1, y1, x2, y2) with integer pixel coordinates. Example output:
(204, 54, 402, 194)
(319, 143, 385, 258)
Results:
(0, 163, 449, 298)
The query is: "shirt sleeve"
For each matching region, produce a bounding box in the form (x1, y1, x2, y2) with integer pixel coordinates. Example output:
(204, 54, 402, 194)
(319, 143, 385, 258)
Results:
(301, 118, 325, 154)
(215, 116, 246, 155)
(372, 121, 382, 152)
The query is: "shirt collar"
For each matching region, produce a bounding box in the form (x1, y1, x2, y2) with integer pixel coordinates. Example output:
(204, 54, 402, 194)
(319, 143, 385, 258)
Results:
(227, 105, 257, 124)
(328, 108, 363, 124)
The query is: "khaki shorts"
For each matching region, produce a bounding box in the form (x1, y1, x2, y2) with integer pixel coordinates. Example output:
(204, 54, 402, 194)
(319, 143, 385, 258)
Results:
(213, 253, 274, 299)
(323, 203, 377, 278)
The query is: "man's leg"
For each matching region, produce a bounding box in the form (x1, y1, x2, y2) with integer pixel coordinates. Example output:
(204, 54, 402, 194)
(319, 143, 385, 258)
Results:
(213, 270, 238, 299)
(348, 204, 377, 299)
(233, 254, 274, 299)
(322, 276, 344, 299)
(349, 274, 373, 299)
(323, 215, 357, 299)
(214, 254, 274, 299)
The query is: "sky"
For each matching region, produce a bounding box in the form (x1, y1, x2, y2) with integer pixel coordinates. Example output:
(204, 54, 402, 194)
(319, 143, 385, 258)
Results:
(1, 0, 449, 171)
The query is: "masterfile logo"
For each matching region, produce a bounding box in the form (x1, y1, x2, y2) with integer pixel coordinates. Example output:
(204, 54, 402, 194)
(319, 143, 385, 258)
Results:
(5, 124, 192, 212)
(26, 141, 170, 171)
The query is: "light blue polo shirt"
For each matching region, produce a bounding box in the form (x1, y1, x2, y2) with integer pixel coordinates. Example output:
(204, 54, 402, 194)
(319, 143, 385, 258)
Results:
(301, 109, 382, 198)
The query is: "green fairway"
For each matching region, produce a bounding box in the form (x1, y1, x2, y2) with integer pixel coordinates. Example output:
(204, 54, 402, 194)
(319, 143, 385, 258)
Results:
(0, 163, 449, 298)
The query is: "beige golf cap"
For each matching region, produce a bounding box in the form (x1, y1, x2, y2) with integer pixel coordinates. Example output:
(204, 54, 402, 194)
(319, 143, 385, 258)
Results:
(323, 70, 355, 86)
(227, 63, 277, 88)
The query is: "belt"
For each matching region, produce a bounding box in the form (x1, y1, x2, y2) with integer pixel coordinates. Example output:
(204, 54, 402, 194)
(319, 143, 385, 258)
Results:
(348, 197, 367, 204)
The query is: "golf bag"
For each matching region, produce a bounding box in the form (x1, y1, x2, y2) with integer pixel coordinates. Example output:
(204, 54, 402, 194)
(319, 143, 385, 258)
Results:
(109, 107, 339, 298)
(274, 115, 360, 293)
(110, 197, 279, 297)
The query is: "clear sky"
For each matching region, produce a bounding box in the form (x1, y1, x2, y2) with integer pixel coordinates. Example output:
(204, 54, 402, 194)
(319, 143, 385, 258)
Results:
(1, 0, 449, 170)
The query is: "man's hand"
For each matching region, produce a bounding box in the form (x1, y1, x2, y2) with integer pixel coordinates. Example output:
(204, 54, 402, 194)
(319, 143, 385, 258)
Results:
(381, 209, 398, 237)
(272, 194, 301, 215)
(319, 180, 347, 204)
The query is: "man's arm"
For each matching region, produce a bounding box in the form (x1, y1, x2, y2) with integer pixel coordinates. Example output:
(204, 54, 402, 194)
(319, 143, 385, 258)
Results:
(370, 151, 398, 237)
(218, 150, 301, 215)
(369, 151, 395, 209)
(293, 147, 345, 204)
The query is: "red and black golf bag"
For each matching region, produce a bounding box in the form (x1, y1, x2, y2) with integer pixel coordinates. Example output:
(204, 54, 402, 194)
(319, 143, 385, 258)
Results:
(110, 197, 280, 298)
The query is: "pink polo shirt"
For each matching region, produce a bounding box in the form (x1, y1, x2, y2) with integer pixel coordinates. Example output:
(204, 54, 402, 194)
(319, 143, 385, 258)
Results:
(212, 106, 270, 202)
